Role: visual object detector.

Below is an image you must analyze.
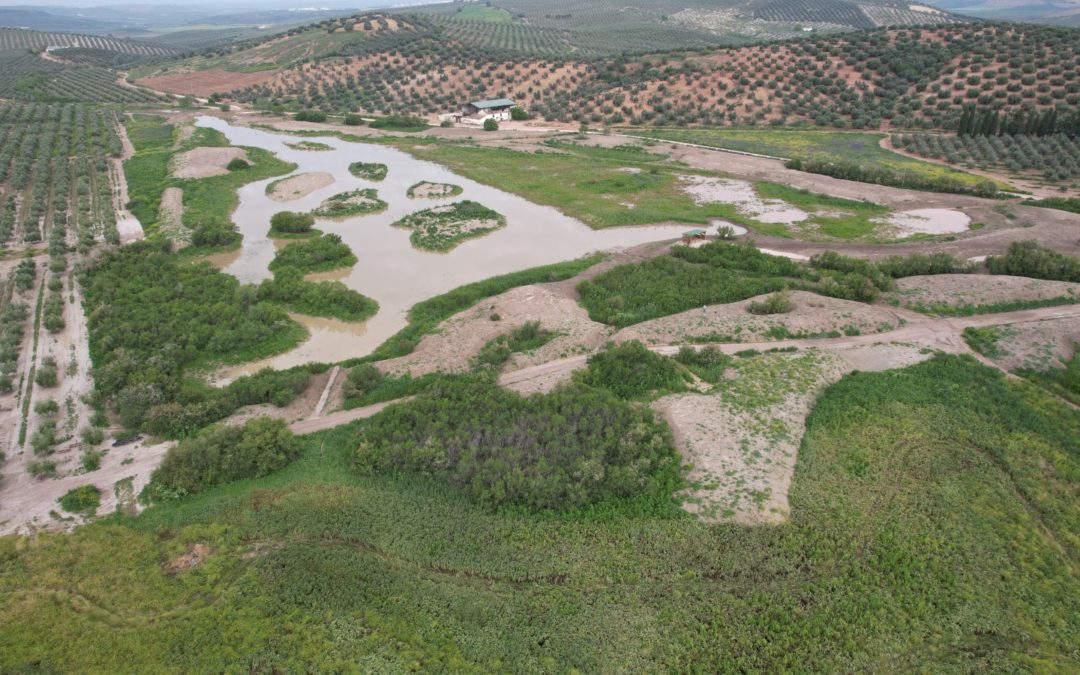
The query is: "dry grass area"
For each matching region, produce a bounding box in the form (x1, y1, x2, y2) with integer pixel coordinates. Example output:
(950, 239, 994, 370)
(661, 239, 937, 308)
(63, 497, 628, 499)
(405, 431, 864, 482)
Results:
(267, 172, 334, 202)
(171, 146, 247, 179)
(614, 291, 903, 345)
(888, 274, 1080, 310)
(378, 284, 610, 377)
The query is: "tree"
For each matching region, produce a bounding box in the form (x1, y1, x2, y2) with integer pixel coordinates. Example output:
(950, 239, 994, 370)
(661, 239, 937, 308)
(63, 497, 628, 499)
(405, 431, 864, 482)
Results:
(483, 118, 498, 131)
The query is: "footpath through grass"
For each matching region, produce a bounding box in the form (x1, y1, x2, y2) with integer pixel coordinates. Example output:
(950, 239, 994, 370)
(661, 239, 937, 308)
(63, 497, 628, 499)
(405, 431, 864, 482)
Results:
(1, 355, 1079, 670)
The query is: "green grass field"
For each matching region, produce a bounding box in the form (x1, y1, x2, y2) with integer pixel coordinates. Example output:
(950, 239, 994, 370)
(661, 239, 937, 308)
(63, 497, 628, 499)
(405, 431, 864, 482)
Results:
(639, 128, 1010, 189)
(2, 355, 1078, 670)
(404, 141, 902, 240)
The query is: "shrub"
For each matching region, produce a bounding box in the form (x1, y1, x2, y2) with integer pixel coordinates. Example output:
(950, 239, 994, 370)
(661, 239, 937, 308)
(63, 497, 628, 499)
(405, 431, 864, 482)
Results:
(294, 110, 327, 123)
(26, 459, 57, 479)
(147, 417, 302, 500)
(748, 290, 795, 315)
(510, 106, 530, 121)
(81, 449, 102, 472)
(986, 240, 1080, 282)
(355, 375, 681, 512)
(190, 221, 239, 248)
(483, 118, 499, 131)
(226, 158, 249, 171)
(270, 210, 315, 234)
(30, 420, 59, 455)
(34, 399, 59, 414)
(343, 114, 363, 126)
(343, 364, 385, 400)
(369, 115, 427, 131)
(675, 346, 731, 383)
(574, 341, 686, 400)
(58, 485, 100, 513)
(35, 358, 58, 387)
(268, 234, 356, 273)
(80, 426, 105, 447)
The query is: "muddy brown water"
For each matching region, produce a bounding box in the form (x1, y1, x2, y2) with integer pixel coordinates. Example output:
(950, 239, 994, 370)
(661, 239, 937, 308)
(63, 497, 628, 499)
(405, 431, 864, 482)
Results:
(198, 117, 695, 378)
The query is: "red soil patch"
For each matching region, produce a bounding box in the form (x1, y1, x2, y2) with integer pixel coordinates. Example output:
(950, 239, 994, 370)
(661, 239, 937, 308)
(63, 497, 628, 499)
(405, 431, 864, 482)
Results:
(138, 68, 279, 97)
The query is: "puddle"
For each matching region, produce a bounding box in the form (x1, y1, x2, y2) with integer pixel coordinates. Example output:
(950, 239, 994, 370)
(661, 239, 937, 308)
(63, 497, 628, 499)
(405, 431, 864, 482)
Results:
(197, 117, 693, 374)
(201, 248, 242, 269)
(680, 175, 809, 225)
(214, 314, 368, 385)
(757, 248, 811, 261)
(876, 208, 971, 237)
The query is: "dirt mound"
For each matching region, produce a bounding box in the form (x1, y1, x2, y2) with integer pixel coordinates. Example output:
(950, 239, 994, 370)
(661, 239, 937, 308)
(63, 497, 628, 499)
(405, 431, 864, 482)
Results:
(267, 172, 334, 202)
(172, 147, 248, 179)
(164, 543, 212, 574)
(613, 291, 902, 345)
(379, 284, 611, 377)
(889, 274, 1080, 310)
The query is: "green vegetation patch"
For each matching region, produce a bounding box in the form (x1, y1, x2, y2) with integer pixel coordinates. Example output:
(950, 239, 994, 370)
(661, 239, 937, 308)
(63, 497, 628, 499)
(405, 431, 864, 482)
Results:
(753, 181, 890, 240)
(579, 242, 967, 327)
(122, 114, 174, 230)
(399, 143, 758, 228)
(392, 200, 506, 252)
(348, 161, 388, 181)
(58, 485, 100, 514)
(268, 233, 356, 274)
(356, 374, 682, 512)
(471, 320, 557, 371)
(963, 326, 1005, 357)
(269, 210, 315, 235)
(258, 268, 377, 323)
(312, 188, 388, 217)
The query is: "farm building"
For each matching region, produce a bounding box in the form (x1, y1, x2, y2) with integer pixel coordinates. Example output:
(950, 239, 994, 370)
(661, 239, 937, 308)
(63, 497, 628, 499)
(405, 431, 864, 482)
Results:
(456, 98, 515, 124)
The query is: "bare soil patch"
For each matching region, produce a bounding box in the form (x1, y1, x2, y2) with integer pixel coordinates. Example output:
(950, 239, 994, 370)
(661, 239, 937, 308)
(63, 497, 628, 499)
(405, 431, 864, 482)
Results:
(172, 146, 248, 179)
(888, 274, 1080, 310)
(267, 172, 334, 202)
(977, 315, 1080, 373)
(614, 291, 903, 345)
(137, 68, 278, 98)
(655, 349, 852, 525)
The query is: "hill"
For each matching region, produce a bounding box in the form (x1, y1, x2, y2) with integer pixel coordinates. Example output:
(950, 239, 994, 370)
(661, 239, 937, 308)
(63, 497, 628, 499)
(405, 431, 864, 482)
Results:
(0, 27, 178, 57)
(146, 21, 1080, 133)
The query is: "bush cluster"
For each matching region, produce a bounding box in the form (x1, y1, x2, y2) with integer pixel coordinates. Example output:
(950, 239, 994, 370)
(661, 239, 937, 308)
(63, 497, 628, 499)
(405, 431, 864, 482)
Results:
(986, 240, 1080, 282)
(573, 341, 686, 399)
(270, 210, 315, 234)
(146, 417, 302, 500)
(355, 375, 681, 511)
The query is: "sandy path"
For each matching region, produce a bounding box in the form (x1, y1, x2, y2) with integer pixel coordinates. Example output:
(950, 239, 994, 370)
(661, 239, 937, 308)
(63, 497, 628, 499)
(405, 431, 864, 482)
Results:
(111, 117, 144, 243)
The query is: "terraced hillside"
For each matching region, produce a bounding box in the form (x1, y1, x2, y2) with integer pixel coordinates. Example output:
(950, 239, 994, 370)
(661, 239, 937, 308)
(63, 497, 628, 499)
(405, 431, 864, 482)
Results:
(188, 22, 1080, 132)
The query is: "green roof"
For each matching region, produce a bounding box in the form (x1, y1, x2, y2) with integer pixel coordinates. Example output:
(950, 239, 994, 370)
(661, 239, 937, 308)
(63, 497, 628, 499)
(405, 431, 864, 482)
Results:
(471, 98, 515, 109)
